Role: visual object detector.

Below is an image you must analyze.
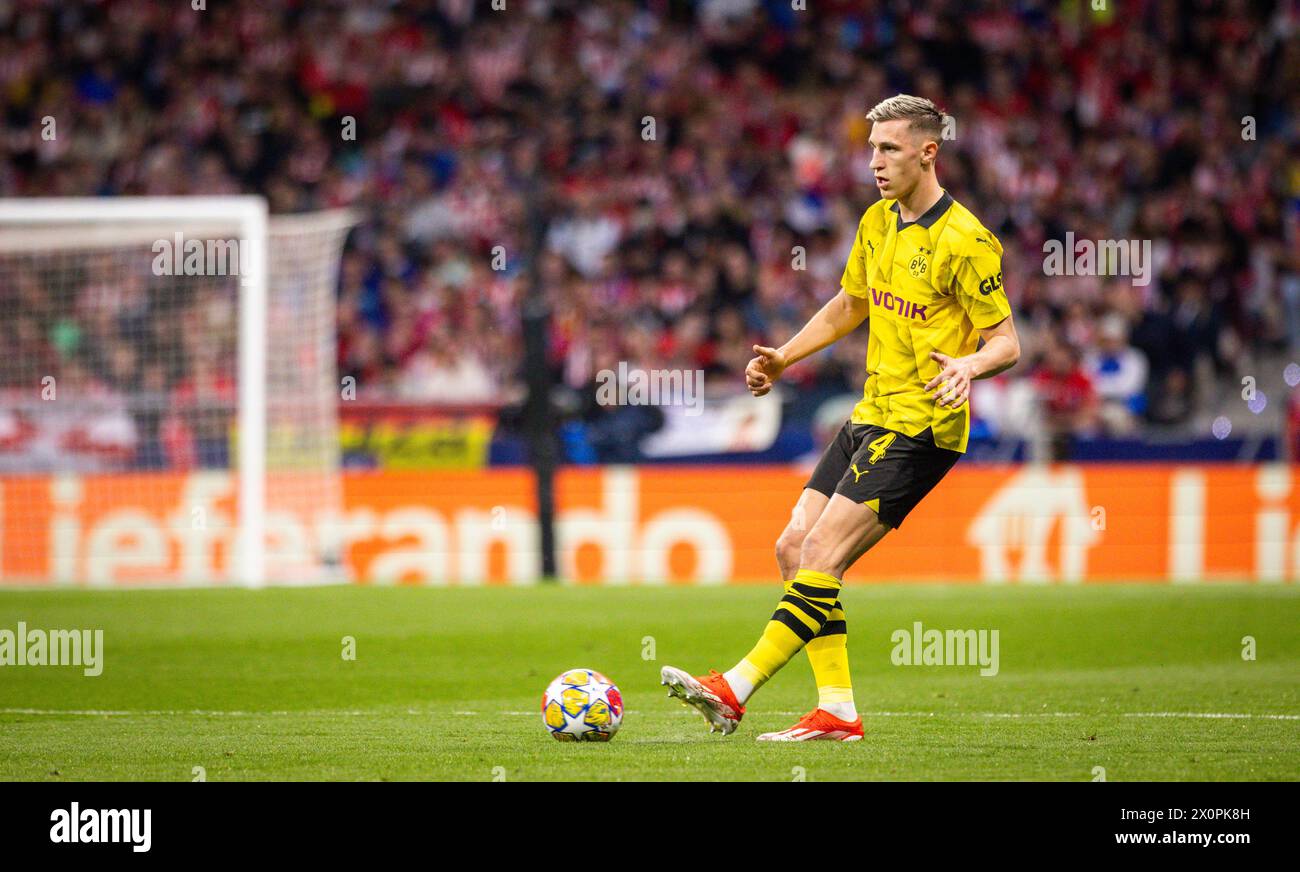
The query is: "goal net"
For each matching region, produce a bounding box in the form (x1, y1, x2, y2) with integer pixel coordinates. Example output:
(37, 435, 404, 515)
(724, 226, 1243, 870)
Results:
(0, 198, 355, 587)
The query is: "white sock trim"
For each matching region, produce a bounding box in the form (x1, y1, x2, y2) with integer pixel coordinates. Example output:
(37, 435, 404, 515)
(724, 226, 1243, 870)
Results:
(722, 667, 756, 705)
(818, 701, 858, 722)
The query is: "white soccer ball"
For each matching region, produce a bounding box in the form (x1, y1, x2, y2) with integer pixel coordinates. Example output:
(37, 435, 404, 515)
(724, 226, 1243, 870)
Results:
(541, 668, 624, 741)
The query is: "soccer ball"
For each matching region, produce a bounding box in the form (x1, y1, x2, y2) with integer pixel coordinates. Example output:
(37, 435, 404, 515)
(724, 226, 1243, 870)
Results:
(541, 668, 624, 741)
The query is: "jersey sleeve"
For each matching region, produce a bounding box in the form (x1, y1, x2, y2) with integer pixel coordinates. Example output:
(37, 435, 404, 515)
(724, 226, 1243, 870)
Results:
(839, 216, 872, 299)
(950, 233, 1011, 328)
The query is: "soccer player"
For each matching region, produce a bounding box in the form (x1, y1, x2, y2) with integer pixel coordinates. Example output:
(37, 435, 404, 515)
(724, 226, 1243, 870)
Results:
(662, 95, 1020, 740)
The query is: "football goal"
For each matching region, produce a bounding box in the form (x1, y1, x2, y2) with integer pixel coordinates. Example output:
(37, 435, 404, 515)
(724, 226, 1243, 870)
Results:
(0, 197, 355, 587)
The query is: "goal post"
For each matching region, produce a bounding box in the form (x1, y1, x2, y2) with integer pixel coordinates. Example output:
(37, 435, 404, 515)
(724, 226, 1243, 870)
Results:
(0, 197, 354, 587)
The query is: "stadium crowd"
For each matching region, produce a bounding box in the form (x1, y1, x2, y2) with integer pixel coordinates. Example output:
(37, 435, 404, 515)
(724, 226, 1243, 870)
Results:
(1, 0, 1297, 461)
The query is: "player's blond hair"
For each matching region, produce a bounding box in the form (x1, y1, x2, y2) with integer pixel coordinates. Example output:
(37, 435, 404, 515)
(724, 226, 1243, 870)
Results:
(866, 95, 946, 143)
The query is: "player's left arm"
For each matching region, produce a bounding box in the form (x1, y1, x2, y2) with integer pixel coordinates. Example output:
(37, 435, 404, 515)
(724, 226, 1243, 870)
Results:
(925, 235, 1021, 409)
(925, 316, 1020, 409)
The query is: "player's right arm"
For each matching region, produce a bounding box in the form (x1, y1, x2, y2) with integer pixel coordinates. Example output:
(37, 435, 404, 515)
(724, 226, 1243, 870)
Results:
(747, 209, 877, 398)
(745, 288, 870, 397)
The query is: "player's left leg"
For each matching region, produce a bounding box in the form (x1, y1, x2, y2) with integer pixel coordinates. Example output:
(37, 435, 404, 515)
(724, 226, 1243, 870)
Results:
(805, 601, 852, 717)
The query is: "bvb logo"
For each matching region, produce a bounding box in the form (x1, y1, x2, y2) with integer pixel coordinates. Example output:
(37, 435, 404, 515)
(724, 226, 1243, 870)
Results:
(909, 253, 929, 278)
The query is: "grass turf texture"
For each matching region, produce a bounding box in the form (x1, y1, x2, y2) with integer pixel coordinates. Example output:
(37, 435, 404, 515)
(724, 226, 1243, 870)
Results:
(0, 584, 1296, 781)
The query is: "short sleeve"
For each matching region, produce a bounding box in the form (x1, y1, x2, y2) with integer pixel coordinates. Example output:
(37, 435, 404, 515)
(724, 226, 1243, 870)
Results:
(951, 235, 1011, 328)
(839, 219, 871, 299)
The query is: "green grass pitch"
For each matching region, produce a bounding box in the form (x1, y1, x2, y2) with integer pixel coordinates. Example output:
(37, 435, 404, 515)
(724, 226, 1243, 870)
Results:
(0, 584, 1297, 781)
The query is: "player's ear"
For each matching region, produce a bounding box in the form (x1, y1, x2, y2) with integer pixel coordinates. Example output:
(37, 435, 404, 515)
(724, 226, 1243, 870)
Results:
(920, 139, 939, 169)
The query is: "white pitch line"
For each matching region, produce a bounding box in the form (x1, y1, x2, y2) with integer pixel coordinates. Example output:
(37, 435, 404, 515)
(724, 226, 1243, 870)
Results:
(0, 708, 369, 717)
(4, 708, 1296, 721)
(505, 709, 1300, 720)
(1121, 711, 1300, 721)
(854, 711, 1083, 719)
(764, 710, 1300, 720)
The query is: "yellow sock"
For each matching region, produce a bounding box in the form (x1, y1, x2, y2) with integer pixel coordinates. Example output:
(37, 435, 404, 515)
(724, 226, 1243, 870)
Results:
(731, 569, 842, 698)
(806, 601, 855, 711)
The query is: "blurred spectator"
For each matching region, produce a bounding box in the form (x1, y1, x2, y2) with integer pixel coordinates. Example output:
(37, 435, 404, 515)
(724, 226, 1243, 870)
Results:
(396, 333, 497, 403)
(1083, 313, 1149, 434)
(0, 0, 1294, 467)
(170, 349, 235, 469)
(1033, 340, 1099, 459)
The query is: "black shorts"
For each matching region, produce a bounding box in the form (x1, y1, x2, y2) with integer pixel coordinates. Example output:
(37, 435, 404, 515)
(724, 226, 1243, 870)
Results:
(804, 422, 961, 529)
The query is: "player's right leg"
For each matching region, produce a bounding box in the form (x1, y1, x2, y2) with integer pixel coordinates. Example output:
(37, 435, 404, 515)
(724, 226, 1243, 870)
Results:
(742, 493, 886, 682)
(776, 487, 831, 581)
(662, 487, 835, 736)
(690, 489, 888, 730)
(753, 493, 890, 740)
(755, 426, 961, 740)
(662, 426, 850, 736)
(775, 487, 861, 728)
(660, 666, 747, 734)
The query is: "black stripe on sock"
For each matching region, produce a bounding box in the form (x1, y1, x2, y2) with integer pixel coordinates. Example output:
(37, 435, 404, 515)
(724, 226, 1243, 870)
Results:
(816, 620, 847, 637)
(791, 581, 840, 602)
(780, 593, 831, 623)
(771, 607, 818, 643)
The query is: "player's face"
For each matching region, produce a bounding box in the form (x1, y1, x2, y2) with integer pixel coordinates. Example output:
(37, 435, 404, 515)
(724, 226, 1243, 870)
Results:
(868, 120, 932, 200)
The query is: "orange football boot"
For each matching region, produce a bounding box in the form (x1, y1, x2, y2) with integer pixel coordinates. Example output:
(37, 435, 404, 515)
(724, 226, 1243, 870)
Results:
(660, 666, 745, 735)
(756, 708, 864, 742)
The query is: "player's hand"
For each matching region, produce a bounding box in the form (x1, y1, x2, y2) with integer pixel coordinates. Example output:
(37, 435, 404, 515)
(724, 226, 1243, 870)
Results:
(745, 345, 787, 397)
(925, 351, 976, 409)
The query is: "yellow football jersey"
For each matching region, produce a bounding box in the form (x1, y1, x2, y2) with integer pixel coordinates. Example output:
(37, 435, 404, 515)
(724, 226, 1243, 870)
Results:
(839, 190, 1011, 453)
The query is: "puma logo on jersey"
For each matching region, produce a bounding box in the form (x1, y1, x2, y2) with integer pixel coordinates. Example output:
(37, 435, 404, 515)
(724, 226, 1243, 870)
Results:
(867, 432, 896, 464)
(849, 463, 869, 483)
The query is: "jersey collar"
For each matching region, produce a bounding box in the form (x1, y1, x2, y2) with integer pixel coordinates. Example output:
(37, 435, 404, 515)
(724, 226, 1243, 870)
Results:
(890, 190, 953, 231)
